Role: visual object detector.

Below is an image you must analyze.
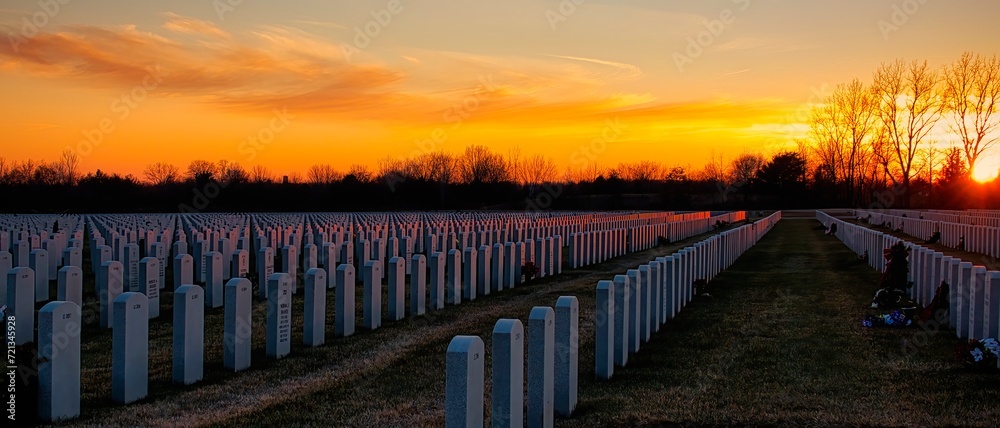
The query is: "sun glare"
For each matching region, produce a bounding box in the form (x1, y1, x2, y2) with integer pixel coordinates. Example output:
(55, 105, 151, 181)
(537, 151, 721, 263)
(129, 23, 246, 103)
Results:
(971, 162, 1000, 183)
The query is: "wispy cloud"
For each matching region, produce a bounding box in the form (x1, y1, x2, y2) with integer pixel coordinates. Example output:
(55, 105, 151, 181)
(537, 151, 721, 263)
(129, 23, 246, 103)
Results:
(161, 12, 230, 39)
(542, 54, 643, 80)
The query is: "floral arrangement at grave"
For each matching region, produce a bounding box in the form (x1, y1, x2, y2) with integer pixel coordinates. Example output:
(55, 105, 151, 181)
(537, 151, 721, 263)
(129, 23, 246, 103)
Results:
(522, 262, 539, 282)
(862, 309, 916, 328)
(870, 242, 913, 309)
(955, 338, 1000, 369)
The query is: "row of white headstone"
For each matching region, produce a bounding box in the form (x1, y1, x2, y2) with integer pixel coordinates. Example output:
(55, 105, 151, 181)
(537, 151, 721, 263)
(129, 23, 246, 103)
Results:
(16, 234, 565, 423)
(7, 211, 747, 423)
(818, 212, 1000, 341)
(595, 212, 782, 381)
(858, 210, 1000, 258)
(446, 297, 579, 428)
(879, 209, 1000, 228)
(445, 213, 781, 427)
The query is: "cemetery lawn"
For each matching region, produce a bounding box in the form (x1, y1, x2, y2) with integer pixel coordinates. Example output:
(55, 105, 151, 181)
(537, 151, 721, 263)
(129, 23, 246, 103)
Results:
(573, 219, 1000, 427)
(64, 219, 1000, 427)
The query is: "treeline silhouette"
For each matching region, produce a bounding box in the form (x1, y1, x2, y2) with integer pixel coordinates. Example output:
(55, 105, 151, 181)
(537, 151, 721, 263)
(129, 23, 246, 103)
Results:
(2, 144, 997, 213)
(0, 146, 803, 212)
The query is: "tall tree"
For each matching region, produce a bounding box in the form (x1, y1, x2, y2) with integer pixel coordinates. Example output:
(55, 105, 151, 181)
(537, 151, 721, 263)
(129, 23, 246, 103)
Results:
(58, 149, 80, 185)
(143, 162, 180, 185)
(250, 165, 274, 183)
(941, 52, 1000, 176)
(729, 152, 766, 185)
(307, 164, 342, 185)
(938, 146, 969, 187)
(872, 59, 942, 207)
(457, 145, 509, 184)
(187, 160, 217, 183)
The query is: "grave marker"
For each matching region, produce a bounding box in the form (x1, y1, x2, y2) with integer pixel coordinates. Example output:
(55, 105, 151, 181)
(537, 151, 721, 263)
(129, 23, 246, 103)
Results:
(595, 280, 614, 380)
(57, 265, 83, 308)
(555, 296, 579, 417)
(387, 257, 405, 321)
(335, 264, 356, 337)
(410, 254, 427, 316)
(112, 292, 148, 404)
(492, 319, 524, 428)
(224, 279, 252, 371)
(266, 273, 292, 359)
(528, 306, 555, 428)
(304, 268, 326, 347)
(38, 301, 81, 422)
(173, 284, 204, 384)
(445, 335, 485, 428)
(139, 257, 160, 318)
(363, 260, 383, 330)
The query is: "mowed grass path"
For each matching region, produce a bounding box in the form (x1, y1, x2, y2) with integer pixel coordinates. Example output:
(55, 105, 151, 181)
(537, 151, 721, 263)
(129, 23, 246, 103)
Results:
(570, 219, 1000, 427)
(63, 219, 1000, 426)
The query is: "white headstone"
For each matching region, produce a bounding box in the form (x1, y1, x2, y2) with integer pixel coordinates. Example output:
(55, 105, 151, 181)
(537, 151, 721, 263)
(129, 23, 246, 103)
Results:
(281, 245, 298, 294)
(304, 268, 326, 347)
(627, 269, 641, 353)
(985, 271, 1000, 339)
(98, 261, 123, 330)
(205, 251, 224, 308)
(595, 280, 614, 380)
(38, 301, 81, 422)
(173, 284, 204, 385)
(613, 274, 630, 367)
(257, 247, 275, 299)
(112, 292, 148, 404)
(363, 260, 383, 330)
(447, 249, 462, 305)
(232, 249, 249, 279)
(224, 278, 252, 371)
(462, 247, 477, 301)
(335, 264, 356, 337)
(124, 243, 140, 293)
(29, 248, 50, 302)
(410, 254, 427, 316)
(266, 273, 292, 359)
(174, 254, 194, 291)
(139, 257, 160, 319)
(555, 296, 579, 417)
(528, 306, 555, 428)
(445, 335, 485, 428)
(491, 243, 505, 293)
(492, 319, 524, 428)
(430, 252, 446, 310)
(387, 257, 405, 321)
(57, 265, 83, 309)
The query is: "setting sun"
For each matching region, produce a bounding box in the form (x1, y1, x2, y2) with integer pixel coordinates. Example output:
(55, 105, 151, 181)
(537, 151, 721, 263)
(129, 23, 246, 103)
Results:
(971, 162, 1000, 183)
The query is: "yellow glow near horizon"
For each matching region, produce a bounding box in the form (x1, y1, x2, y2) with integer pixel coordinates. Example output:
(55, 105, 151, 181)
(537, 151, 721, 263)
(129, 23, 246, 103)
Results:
(2, 1, 1000, 177)
(971, 160, 1000, 183)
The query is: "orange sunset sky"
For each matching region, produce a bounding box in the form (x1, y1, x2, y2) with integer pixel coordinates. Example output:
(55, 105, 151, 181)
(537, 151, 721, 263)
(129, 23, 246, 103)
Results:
(1, 0, 999, 179)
